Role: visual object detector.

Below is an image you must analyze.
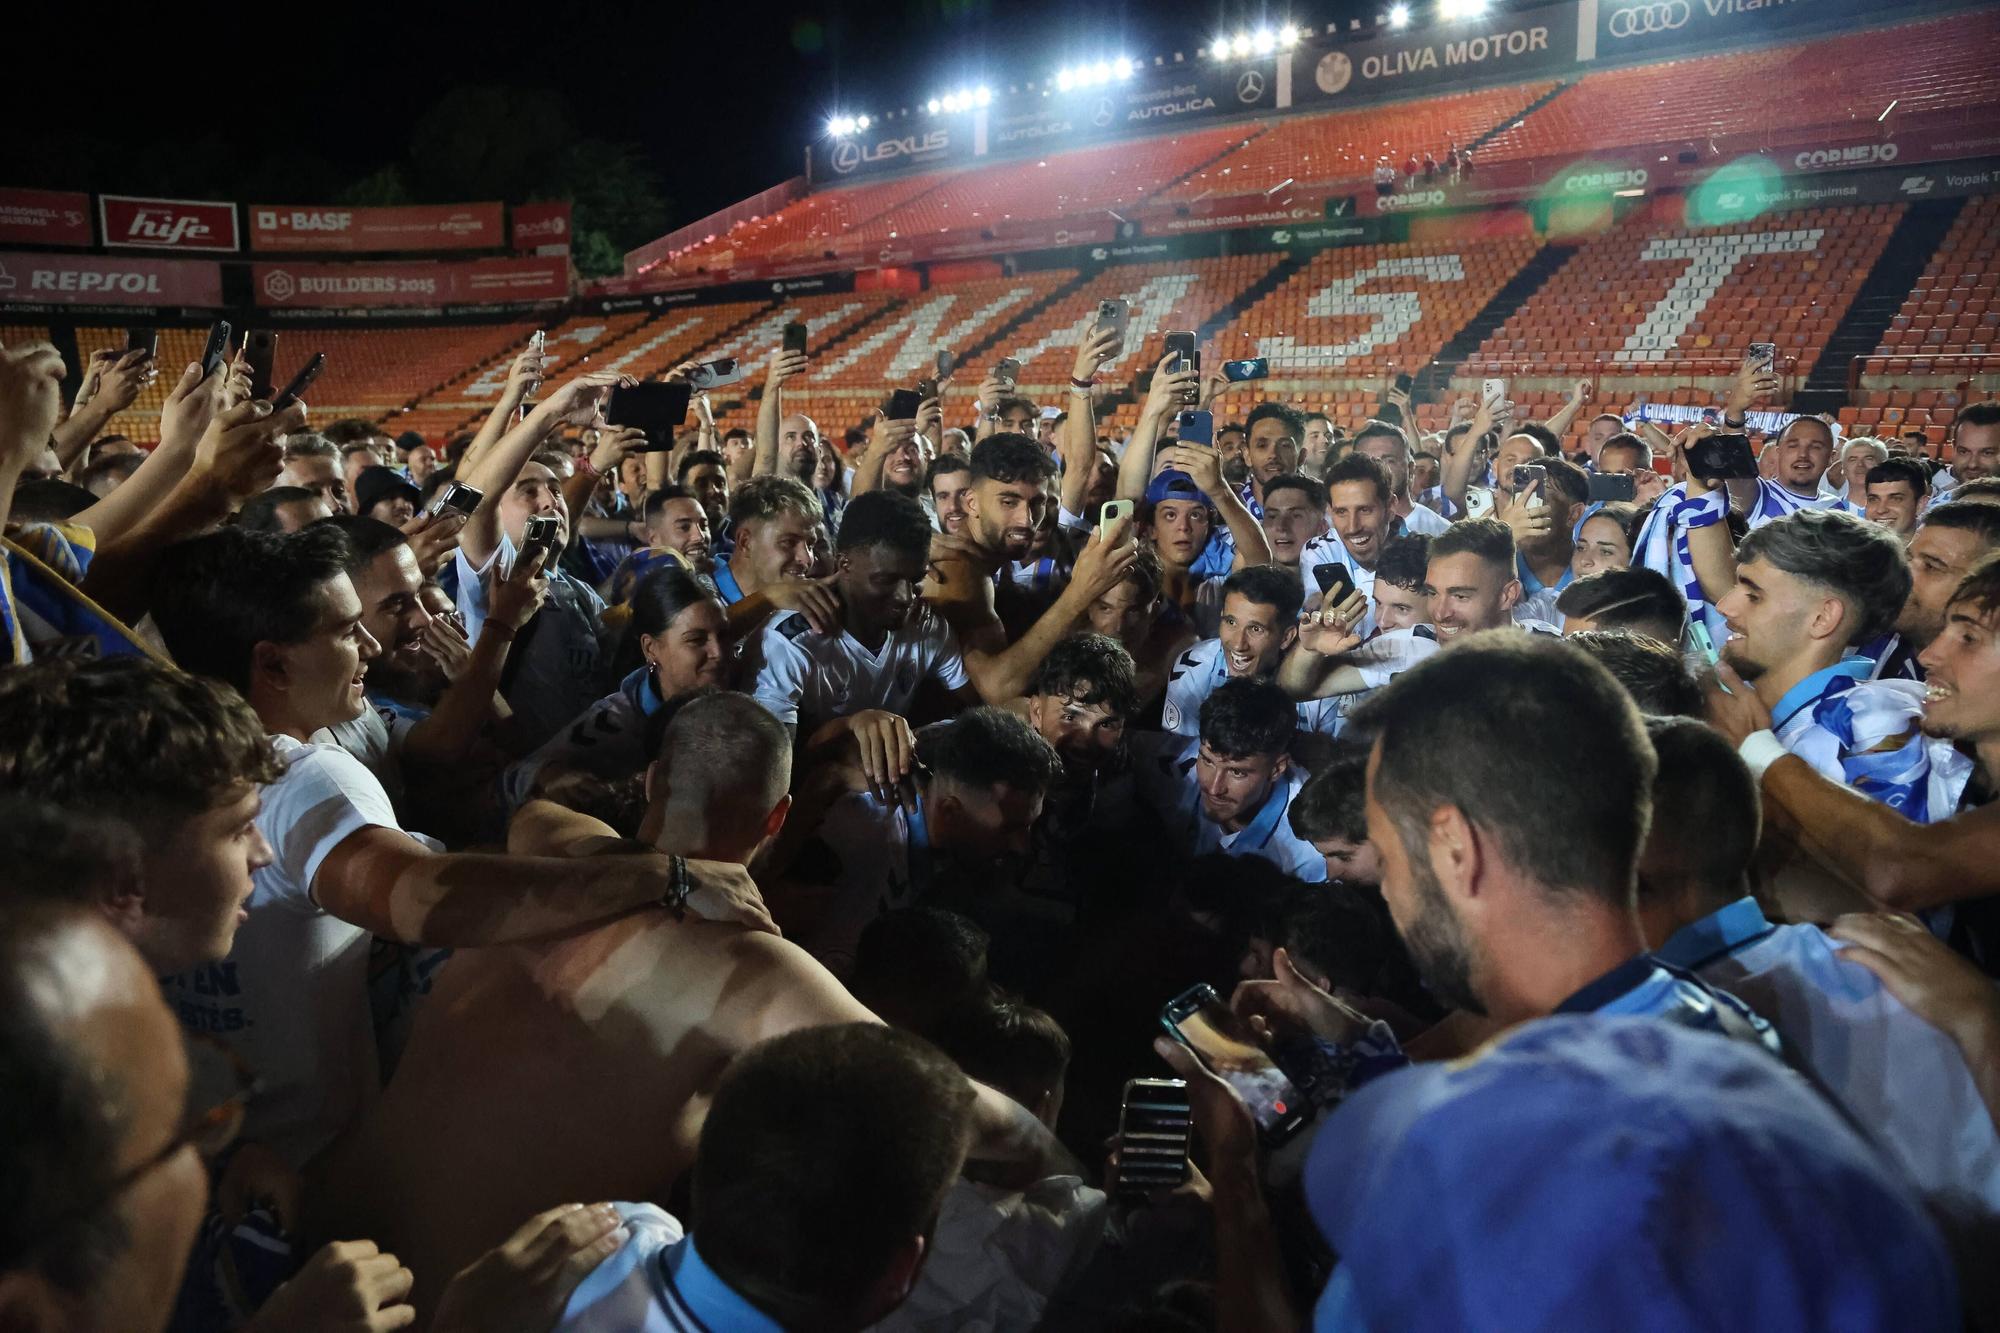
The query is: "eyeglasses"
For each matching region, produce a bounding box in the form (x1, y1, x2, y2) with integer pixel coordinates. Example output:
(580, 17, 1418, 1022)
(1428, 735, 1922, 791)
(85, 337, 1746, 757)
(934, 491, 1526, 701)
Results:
(0, 1034, 258, 1267)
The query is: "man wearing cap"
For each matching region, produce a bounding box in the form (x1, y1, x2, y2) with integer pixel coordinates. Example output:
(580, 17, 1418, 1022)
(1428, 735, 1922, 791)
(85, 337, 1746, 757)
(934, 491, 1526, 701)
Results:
(354, 466, 422, 527)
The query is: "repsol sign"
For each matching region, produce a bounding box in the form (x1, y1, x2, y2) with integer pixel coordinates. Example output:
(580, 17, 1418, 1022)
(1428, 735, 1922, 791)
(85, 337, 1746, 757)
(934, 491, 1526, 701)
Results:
(1794, 143, 1898, 169)
(829, 129, 950, 175)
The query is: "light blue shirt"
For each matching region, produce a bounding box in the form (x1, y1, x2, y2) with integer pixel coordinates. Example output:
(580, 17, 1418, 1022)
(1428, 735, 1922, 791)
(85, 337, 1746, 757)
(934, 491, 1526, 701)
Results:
(1132, 733, 1328, 883)
(559, 1203, 783, 1333)
(1657, 896, 2000, 1214)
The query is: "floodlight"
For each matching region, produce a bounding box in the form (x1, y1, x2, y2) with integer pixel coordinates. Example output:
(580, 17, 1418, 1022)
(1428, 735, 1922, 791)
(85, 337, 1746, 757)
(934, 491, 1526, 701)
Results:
(1388, 3, 1411, 26)
(1231, 32, 1254, 56)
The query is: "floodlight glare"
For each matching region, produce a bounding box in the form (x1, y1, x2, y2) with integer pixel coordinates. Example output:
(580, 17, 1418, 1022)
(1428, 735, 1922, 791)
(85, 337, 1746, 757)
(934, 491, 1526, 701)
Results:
(1212, 35, 1231, 59)
(856, 114, 870, 129)
(1252, 27, 1275, 53)
(976, 85, 992, 105)
(1388, 3, 1411, 26)
(927, 98, 942, 113)
(1056, 68, 1074, 90)
(1278, 26, 1298, 48)
(1231, 32, 1253, 56)
(1118, 57, 1135, 78)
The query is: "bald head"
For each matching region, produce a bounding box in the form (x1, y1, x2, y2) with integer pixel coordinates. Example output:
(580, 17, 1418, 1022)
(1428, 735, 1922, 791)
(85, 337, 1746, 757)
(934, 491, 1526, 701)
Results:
(647, 692, 794, 861)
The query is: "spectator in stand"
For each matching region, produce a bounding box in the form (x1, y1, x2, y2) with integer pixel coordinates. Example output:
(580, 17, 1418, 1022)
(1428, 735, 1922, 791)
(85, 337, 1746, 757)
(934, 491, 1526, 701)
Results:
(1373, 157, 1396, 196)
(274, 434, 351, 516)
(1864, 455, 1930, 541)
(1421, 150, 1437, 183)
(1826, 437, 1888, 512)
(1445, 141, 1461, 181)
(1582, 412, 1627, 467)
(79, 451, 144, 499)
(1301, 411, 1336, 474)
(1402, 151, 1419, 188)
(1944, 400, 2000, 493)
(1569, 501, 1639, 580)
(675, 448, 731, 545)
(338, 442, 381, 513)
(1409, 448, 1440, 501)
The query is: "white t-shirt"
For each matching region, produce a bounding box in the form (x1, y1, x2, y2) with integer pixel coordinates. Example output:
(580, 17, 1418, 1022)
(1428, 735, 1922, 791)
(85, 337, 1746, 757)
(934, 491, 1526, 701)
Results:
(747, 603, 970, 729)
(160, 734, 438, 1168)
(315, 701, 416, 807)
(1401, 501, 1451, 536)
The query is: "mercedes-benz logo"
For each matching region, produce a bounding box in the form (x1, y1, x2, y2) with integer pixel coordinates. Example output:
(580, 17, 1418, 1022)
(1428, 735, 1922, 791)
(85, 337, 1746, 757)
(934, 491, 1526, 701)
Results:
(1092, 97, 1115, 128)
(262, 269, 296, 302)
(1608, 1, 1690, 38)
(830, 140, 862, 174)
(1236, 70, 1266, 103)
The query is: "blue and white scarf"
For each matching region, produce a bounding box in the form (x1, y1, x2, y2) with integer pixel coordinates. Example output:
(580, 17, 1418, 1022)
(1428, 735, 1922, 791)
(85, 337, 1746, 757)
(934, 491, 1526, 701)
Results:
(1773, 665, 1972, 824)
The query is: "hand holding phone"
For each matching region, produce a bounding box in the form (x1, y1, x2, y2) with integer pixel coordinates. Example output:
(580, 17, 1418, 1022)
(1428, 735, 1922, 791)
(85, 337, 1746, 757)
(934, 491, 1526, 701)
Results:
(1221, 358, 1269, 383)
(199, 321, 233, 380)
(1160, 984, 1308, 1146)
(1114, 1078, 1191, 1199)
(1099, 499, 1134, 540)
(243, 330, 279, 402)
(782, 322, 809, 356)
(270, 352, 325, 410)
(1312, 561, 1356, 603)
(1164, 331, 1198, 403)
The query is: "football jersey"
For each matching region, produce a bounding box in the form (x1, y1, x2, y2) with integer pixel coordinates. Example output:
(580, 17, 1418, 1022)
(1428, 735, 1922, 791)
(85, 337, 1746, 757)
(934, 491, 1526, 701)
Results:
(746, 601, 970, 729)
(1162, 637, 1343, 738)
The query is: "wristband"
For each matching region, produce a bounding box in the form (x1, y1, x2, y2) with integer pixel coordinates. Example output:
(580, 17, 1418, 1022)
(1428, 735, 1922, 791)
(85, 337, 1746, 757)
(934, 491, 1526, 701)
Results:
(1069, 376, 1094, 390)
(1723, 413, 1747, 428)
(576, 453, 602, 479)
(661, 855, 691, 919)
(1737, 729, 1788, 782)
(483, 622, 518, 644)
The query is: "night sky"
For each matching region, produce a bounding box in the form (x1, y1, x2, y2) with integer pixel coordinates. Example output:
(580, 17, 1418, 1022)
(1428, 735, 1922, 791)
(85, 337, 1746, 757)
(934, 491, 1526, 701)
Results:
(11, 0, 1348, 230)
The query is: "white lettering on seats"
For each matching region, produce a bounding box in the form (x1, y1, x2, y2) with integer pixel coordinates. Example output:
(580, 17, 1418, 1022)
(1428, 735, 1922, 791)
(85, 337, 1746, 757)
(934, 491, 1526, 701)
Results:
(1008, 274, 1201, 373)
(819, 288, 1038, 380)
(1611, 229, 1822, 363)
(1256, 255, 1466, 366)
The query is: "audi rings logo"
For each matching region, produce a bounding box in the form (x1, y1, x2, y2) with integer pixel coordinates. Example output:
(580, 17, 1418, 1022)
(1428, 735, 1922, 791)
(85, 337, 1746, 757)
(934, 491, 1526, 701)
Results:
(1609, 1, 1689, 37)
(830, 141, 862, 174)
(1236, 71, 1266, 103)
(262, 269, 296, 302)
(1093, 98, 1116, 128)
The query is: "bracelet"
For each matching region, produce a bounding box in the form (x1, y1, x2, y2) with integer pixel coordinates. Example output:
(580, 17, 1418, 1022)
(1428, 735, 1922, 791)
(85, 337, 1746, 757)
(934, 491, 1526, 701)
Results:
(1067, 385, 1092, 398)
(483, 622, 518, 644)
(660, 854, 691, 919)
(1737, 730, 1789, 783)
(1069, 376, 1094, 390)
(1722, 414, 1747, 428)
(577, 453, 602, 479)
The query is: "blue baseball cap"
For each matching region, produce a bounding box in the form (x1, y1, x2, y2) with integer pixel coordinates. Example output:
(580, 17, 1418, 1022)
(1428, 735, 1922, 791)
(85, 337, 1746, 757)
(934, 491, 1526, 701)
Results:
(1144, 467, 1214, 508)
(1305, 1015, 1956, 1332)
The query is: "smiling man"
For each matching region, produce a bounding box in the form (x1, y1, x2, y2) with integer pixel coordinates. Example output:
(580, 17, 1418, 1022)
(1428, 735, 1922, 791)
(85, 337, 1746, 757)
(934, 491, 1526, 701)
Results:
(1166, 564, 1338, 739)
(748, 490, 979, 738)
(1258, 472, 1328, 574)
(1425, 518, 1558, 642)
(1862, 457, 1929, 541)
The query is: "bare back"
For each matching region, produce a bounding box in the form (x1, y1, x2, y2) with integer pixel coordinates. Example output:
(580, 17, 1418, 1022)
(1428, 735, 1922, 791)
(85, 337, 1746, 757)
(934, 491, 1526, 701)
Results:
(305, 856, 877, 1323)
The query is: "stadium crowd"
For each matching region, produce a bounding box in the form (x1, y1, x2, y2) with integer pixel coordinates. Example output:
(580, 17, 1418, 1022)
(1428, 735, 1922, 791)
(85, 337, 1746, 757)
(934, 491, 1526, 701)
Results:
(1, 308, 1999, 1333)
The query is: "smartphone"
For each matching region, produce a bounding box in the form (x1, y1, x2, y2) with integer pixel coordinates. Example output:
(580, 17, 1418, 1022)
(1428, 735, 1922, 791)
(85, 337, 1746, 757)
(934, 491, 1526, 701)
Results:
(1164, 330, 1197, 402)
(782, 321, 809, 356)
(425, 480, 485, 520)
(1514, 462, 1548, 509)
(1393, 371, 1414, 395)
(1588, 472, 1637, 502)
(1222, 358, 1269, 382)
(529, 329, 547, 356)
(1685, 432, 1759, 482)
(1099, 498, 1134, 538)
(995, 356, 1022, 384)
(1114, 1078, 1191, 1199)
(913, 376, 939, 402)
(1312, 560, 1356, 603)
(243, 329, 279, 402)
(936, 349, 955, 379)
(270, 352, 324, 410)
(686, 357, 744, 390)
(1160, 984, 1309, 1145)
(199, 321, 233, 380)
(607, 382, 694, 452)
(1748, 341, 1777, 373)
(1481, 377, 1507, 411)
(125, 328, 158, 360)
(1689, 620, 1719, 665)
(884, 388, 922, 420)
(1176, 409, 1214, 447)
(1095, 297, 1130, 348)
(520, 514, 563, 565)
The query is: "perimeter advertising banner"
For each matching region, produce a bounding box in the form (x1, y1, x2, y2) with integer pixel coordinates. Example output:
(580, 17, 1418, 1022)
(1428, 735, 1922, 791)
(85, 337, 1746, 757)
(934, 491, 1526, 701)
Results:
(1578, 0, 1918, 63)
(249, 202, 504, 253)
(0, 188, 93, 248)
(1290, 2, 1573, 108)
(0, 250, 224, 307)
(251, 255, 569, 308)
(511, 202, 573, 253)
(99, 195, 240, 252)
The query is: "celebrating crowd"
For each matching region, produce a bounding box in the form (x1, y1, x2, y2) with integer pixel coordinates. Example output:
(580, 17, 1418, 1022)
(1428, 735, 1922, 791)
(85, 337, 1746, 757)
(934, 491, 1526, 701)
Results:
(1, 311, 1998, 1333)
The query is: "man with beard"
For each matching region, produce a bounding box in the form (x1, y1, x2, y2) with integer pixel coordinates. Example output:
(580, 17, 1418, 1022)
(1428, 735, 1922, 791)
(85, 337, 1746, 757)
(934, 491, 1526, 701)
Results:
(1494, 454, 1589, 621)
(1298, 456, 1397, 625)
(747, 490, 978, 742)
(1708, 553, 2000, 975)
(1715, 358, 1841, 526)
(850, 406, 927, 502)
(1301, 412, 1336, 475)
(1713, 509, 1969, 817)
(1942, 400, 2000, 493)
(316, 516, 546, 803)
(923, 434, 1139, 702)
(1137, 677, 1327, 882)
(1857, 499, 2000, 680)
(607, 485, 714, 604)
(675, 449, 731, 545)
(1350, 419, 1450, 535)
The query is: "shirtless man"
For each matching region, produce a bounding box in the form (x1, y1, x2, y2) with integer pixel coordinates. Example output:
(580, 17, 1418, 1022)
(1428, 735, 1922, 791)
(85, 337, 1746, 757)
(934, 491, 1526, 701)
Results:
(307, 692, 1068, 1322)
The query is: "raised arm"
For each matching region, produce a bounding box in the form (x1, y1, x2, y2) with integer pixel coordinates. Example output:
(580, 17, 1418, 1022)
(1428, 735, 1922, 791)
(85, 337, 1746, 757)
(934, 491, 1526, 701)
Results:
(1058, 327, 1120, 517)
(459, 370, 618, 568)
(1275, 598, 1370, 700)
(402, 550, 547, 768)
(958, 519, 1137, 702)
(1119, 355, 1195, 503)
(848, 413, 917, 499)
(1164, 440, 1271, 571)
(1673, 426, 1739, 604)
(459, 342, 546, 479)
(1441, 395, 1495, 515)
(1719, 355, 1781, 516)
(0, 335, 69, 541)
(52, 348, 148, 468)
(754, 348, 807, 478)
(1542, 377, 1590, 439)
